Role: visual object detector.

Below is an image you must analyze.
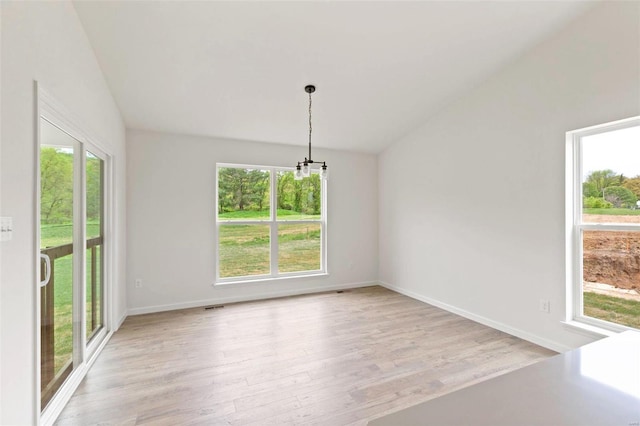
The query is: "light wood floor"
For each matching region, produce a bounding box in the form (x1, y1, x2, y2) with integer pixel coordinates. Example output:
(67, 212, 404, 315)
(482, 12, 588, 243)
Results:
(56, 286, 555, 425)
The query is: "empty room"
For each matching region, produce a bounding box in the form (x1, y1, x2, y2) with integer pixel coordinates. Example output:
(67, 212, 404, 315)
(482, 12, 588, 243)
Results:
(1, 1, 639, 425)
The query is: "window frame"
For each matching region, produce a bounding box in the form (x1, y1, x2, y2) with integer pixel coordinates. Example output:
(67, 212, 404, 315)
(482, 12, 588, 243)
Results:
(215, 163, 327, 284)
(566, 116, 640, 333)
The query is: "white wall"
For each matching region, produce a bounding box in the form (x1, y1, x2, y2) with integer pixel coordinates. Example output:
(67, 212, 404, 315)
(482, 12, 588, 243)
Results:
(379, 1, 640, 352)
(0, 2, 126, 423)
(126, 129, 378, 313)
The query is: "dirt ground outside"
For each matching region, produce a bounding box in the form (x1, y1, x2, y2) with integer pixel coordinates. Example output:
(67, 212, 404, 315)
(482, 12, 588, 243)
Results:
(582, 214, 640, 298)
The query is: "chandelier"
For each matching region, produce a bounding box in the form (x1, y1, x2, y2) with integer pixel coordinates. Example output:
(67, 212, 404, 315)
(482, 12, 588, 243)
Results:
(295, 85, 327, 180)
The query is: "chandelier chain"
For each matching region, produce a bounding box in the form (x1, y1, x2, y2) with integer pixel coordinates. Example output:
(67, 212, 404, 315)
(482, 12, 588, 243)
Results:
(295, 84, 326, 179)
(308, 92, 312, 150)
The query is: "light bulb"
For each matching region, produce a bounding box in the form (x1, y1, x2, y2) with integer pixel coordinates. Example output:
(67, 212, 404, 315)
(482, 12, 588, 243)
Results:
(321, 165, 328, 179)
(302, 164, 310, 177)
(294, 168, 303, 180)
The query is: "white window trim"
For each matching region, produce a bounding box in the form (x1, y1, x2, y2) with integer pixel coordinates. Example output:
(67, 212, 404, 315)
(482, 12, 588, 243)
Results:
(214, 163, 327, 284)
(566, 116, 640, 334)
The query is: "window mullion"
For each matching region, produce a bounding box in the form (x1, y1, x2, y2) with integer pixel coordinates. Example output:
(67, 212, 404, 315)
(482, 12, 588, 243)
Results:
(580, 223, 640, 231)
(271, 168, 278, 276)
(322, 176, 327, 273)
(575, 227, 584, 320)
(270, 222, 278, 277)
(215, 221, 220, 281)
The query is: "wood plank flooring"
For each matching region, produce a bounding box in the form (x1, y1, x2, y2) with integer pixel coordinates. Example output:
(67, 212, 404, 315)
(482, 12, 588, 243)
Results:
(55, 286, 555, 425)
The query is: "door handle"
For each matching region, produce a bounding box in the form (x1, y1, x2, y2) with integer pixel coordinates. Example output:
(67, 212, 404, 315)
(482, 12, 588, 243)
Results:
(40, 253, 51, 287)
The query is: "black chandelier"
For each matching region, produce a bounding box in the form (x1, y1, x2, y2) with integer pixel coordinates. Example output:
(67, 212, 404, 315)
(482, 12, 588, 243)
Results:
(295, 85, 327, 180)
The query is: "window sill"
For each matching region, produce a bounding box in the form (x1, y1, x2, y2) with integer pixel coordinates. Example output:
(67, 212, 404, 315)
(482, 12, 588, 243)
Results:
(561, 320, 620, 339)
(214, 272, 329, 286)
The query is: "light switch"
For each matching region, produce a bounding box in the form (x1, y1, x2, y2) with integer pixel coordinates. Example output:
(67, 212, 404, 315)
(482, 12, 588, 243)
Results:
(1, 217, 13, 241)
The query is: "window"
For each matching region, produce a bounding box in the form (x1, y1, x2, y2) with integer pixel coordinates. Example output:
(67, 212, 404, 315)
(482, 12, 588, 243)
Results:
(567, 117, 640, 331)
(216, 164, 326, 282)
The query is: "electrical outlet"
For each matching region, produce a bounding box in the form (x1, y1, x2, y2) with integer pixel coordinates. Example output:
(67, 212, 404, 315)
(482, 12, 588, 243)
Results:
(135, 279, 142, 288)
(539, 299, 550, 313)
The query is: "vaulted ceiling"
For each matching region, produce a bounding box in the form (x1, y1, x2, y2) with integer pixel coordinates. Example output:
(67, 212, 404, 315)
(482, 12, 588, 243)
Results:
(73, 1, 596, 153)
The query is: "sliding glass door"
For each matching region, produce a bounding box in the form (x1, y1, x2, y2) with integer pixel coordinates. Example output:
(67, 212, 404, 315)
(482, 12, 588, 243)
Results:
(39, 119, 79, 408)
(39, 117, 109, 412)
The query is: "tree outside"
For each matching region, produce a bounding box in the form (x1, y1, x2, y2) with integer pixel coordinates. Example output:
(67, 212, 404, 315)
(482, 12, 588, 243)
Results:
(584, 169, 638, 210)
(217, 168, 321, 219)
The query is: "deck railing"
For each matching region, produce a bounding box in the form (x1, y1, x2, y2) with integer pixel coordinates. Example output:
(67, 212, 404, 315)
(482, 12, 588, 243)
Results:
(40, 236, 102, 408)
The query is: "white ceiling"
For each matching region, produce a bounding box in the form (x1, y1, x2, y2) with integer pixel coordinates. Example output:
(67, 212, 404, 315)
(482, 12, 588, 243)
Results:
(73, 1, 596, 153)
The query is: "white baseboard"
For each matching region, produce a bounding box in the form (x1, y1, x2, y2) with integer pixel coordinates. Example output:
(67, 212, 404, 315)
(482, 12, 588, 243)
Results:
(378, 281, 571, 353)
(127, 281, 377, 316)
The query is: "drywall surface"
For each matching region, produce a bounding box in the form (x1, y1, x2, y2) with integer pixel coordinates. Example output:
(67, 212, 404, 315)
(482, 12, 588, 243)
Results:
(379, 1, 640, 352)
(0, 2, 126, 423)
(126, 129, 378, 313)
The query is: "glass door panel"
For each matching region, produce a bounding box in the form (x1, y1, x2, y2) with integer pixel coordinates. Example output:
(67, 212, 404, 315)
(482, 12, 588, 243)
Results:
(39, 119, 78, 409)
(86, 151, 104, 341)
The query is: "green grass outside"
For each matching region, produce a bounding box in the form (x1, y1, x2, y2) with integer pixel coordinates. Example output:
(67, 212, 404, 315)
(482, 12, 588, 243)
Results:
(219, 224, 270, 277)
(279, 224, 321, 273)
(584, 292, 640, 329)
(219, 222, 321, 278)
(583, 208, 640, 216)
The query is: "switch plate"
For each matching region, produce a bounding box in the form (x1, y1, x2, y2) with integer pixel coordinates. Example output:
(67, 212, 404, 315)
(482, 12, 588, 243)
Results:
(1, 217, 13, 241)
(135, 279, 142, 288)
